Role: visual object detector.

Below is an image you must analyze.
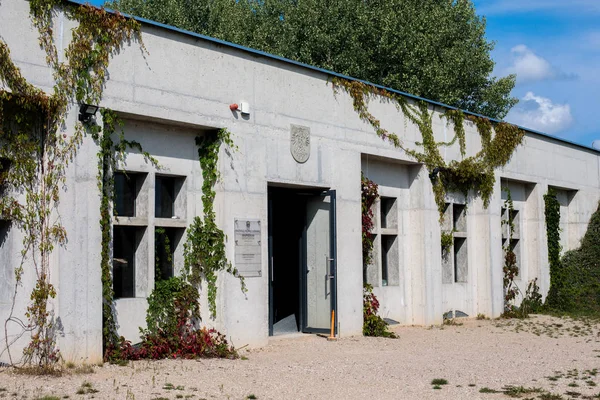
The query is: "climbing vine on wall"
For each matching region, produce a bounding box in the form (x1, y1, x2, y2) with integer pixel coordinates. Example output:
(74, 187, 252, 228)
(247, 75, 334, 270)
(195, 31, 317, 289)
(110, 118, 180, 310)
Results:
(0, 0, 143, 368)
(94, 109, 157, 358)
(331, 79, 525, 221)
(183, 128, 246, 319)
(361, 174, 379, 274)
(501, 187, 519, 312)
(543, 189, 563, 309)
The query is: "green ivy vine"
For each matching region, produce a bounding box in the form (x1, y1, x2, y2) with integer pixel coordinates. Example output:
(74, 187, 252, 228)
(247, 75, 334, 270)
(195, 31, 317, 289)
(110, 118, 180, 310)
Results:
(183, 129, 246, 319)
(543, 189, 564, 310)
(93, 109, 158, 358)
(501, 187, 519, 311)
(331, 78, 525, 221)
(0, 0, 143, 368)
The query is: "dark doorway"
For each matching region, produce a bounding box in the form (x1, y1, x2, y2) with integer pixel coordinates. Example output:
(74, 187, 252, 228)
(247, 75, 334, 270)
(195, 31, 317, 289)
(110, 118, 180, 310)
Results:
(269, 187, 304, 335)
(268, 186, 337, 337)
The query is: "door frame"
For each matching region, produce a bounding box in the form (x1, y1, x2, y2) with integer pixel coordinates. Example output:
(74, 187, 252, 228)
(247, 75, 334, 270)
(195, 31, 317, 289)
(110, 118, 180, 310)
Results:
(267, 186, 337, 336)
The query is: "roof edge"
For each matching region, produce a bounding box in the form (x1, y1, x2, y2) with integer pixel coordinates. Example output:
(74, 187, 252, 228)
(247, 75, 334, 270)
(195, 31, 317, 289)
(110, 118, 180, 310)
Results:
(66, 0, 600, 154)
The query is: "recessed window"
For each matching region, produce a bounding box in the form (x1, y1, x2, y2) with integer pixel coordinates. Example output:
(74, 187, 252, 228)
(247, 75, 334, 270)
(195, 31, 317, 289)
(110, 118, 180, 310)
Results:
(113, 226, 143, 298)
(381, 235, 398, 286)
(114, 172, 139, 217)
(453, 237, 468, 283)
(154, 227, 184, 282)
(380, 197, 398, 229)
(442, 202, 468, 284)
(155, 176, 185, 219)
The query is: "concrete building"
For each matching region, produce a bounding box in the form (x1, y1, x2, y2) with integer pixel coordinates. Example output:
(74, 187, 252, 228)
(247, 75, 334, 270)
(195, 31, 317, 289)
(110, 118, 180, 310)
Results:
(1, 0, 599, 363)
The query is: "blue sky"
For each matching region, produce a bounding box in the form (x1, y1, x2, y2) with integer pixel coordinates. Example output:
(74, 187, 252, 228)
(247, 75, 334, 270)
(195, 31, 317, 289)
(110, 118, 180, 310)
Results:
(472, 0, 600, 147)
(90, 0, 599, 147)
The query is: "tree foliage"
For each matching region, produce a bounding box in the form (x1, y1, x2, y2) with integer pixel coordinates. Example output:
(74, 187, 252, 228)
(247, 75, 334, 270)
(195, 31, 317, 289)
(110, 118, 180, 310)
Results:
(110, 0, 517, 119)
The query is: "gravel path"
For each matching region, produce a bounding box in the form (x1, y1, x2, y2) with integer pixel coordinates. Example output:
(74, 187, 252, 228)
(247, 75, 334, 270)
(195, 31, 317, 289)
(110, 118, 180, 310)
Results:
(2, 315, 600, 400)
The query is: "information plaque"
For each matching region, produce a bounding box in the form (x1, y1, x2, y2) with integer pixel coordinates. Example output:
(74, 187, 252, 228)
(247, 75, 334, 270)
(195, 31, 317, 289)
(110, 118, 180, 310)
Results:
(234, 219, 262, 277)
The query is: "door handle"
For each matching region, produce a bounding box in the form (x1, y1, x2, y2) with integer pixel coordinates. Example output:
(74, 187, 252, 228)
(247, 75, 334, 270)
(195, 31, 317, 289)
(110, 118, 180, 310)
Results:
(326, 256, 335, 279)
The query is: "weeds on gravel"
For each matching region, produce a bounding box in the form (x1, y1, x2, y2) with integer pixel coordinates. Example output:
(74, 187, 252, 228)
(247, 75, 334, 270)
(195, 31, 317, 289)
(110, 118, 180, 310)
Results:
(246, 395, 257, 399)
(431, 378, 448, 385)
(35, 396, 61, 400)
(538, 394, 564, 400)
(432, 385, 442, 390)
(501, 385, 543, 397)
(479, 387, 500, 393)
(76, 381, 98, 395)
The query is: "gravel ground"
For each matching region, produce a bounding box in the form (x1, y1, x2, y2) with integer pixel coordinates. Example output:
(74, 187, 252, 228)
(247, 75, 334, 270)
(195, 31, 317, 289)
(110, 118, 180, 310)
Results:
(2, 314, 600, 400)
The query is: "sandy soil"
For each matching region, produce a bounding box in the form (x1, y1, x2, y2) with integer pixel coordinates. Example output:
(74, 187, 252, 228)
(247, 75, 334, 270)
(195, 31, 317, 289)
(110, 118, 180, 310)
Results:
(2, 314, 600, 400)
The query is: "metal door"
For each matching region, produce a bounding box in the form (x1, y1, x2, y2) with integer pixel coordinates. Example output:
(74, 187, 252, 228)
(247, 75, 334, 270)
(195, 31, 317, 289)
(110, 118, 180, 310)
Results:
(303, 190, 337, 334)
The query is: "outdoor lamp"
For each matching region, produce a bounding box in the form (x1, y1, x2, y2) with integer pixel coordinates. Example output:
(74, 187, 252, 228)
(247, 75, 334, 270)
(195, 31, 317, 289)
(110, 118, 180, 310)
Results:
(78, 103, 99, 123)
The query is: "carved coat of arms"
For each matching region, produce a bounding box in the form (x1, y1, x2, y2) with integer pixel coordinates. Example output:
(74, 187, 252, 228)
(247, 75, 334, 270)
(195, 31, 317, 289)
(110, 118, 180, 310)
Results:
(290, 124, 310, 163)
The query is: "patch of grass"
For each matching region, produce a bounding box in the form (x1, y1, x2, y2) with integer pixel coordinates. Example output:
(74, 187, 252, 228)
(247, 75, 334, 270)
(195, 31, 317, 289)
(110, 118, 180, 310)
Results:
(479, 387, 500, 393)
(246, 395, 257, 400)
(587, 380, 597, 387)
(538, 394, 564, 400)
(564, 391, 581, 398)
(163, 383, 174, 390)
(151, 398, 169, 400)
(76, 381, 98, 395)
(432, 385, 441, 390)
(35, 397, 61, 400)
(568, 382, 579, 387)
(431, 378, 448, 385)
(476, 313, 488, 320)
(241, 356, 249, 361)
(65, 362, 75, 369)
(501, 386, 542, 397)
(176, 395, 183, 399)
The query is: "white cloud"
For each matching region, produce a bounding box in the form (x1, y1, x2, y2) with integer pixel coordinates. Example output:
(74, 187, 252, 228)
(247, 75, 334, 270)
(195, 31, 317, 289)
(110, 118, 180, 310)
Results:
(505, 45, 576, 83)
(506, 92, 573, 134)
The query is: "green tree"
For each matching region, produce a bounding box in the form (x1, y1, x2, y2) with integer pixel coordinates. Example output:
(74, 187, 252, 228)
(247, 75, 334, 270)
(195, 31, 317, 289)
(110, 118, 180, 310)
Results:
(110, 0, 517, 119)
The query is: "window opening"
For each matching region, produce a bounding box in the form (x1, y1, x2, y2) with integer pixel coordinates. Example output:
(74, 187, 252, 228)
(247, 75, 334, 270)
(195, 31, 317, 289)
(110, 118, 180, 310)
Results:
(113, 226, 142, 298)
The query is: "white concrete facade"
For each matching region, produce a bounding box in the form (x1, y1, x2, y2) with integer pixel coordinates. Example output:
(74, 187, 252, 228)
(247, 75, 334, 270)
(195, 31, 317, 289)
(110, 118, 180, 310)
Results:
(1, 0, 599, 363)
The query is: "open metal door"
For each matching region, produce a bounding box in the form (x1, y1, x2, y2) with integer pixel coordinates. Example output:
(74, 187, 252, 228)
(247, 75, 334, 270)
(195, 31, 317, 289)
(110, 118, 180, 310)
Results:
(303, 190, 337, 334)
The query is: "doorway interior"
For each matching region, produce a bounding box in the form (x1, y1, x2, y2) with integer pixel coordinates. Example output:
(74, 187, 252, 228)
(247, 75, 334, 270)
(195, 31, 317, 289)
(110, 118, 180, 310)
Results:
(268, 185, 337, 336)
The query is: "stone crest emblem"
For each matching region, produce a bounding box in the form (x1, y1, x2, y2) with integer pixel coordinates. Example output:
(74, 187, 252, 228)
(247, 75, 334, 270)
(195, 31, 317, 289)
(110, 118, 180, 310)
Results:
(290, 124, 310, 163)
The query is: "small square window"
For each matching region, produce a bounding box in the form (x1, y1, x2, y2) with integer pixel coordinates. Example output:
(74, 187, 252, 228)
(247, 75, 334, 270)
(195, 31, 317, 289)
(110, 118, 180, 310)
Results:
(380, 197, 397, 229)
(114, 172, 144, 217)
(155, 176, 184, 219)
(154, 227, 183, 282)
(113, 226, 143, 298)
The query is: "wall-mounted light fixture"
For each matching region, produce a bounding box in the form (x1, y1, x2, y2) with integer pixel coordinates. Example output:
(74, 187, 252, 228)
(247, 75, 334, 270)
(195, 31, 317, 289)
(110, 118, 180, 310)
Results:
(429, 167, 441, 182)
(78, 103, 99, 123)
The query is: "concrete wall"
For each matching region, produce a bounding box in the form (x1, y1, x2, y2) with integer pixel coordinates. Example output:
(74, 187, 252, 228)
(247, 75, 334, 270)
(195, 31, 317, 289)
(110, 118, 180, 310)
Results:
(1, 0, 599, 361)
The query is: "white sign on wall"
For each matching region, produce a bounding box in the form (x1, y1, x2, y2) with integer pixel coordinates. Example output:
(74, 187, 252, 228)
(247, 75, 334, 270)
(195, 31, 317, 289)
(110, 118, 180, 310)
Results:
(234, 219, 262, 277)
